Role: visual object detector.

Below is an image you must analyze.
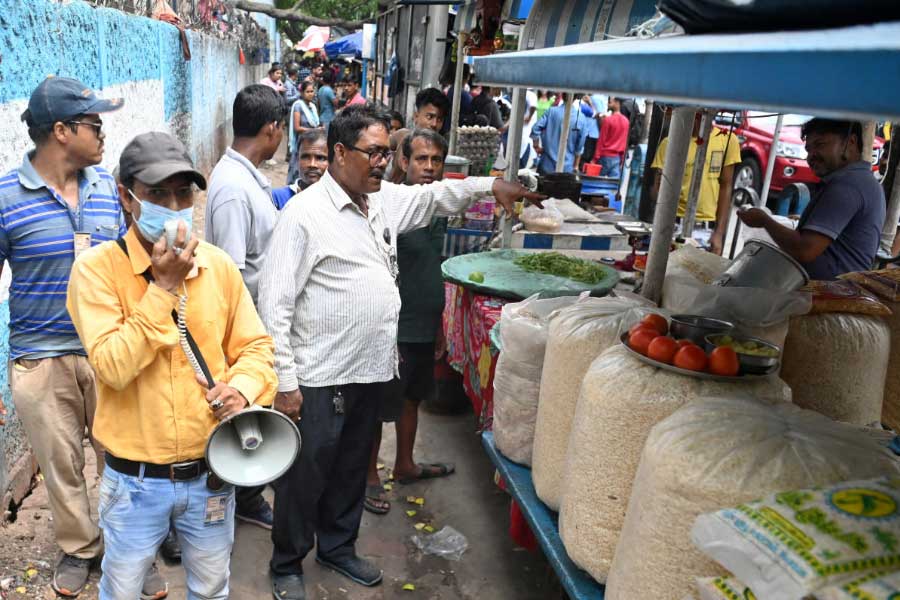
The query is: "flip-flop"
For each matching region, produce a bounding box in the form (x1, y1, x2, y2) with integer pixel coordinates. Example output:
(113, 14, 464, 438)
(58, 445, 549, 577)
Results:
(364, 484, 391, 515)
(396, 462, 456, 485)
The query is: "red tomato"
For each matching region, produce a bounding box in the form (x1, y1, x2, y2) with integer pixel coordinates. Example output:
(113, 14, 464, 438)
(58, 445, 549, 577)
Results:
(709, 346, 741, 377)
(628, 328, 660, 356)
(673, 345, 708, 372)
(675, 339, 697, 349)
(647, 336, 678, 364)
(629, 323, 657, 339)
(641, 313, 669, 336)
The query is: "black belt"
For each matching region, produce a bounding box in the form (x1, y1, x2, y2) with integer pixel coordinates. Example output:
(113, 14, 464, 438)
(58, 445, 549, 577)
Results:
(106, 453, 208, 481)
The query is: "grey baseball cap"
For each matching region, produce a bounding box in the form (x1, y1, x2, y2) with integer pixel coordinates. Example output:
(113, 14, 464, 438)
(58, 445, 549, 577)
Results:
(23, 76, 124, 125)
(118, 132, 207, 190)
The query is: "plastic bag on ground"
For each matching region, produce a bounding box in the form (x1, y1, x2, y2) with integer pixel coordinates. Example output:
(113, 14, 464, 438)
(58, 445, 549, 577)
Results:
(492, 294, 581, 465)
(520, 203, 564, 233)
(558, 346, 791, 583)
(530, 295, 655, 511)
(605, 398, 900, 600)
(693, 477, 900, 599)
(780, 313, 890, 426)
(815, 570, 900, 600)
(412, 526, 469, 561)
(696, 577, 755, 600)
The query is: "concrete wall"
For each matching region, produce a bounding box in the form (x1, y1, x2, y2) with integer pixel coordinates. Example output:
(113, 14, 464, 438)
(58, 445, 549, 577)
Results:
(0, 0, 267, 510)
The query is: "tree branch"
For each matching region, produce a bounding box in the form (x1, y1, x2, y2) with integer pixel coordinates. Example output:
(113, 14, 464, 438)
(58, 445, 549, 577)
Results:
(231, 0, 366, 28)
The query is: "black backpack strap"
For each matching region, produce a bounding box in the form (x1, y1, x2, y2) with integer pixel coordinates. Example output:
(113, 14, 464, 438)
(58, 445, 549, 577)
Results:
(114, 237, 215, 386)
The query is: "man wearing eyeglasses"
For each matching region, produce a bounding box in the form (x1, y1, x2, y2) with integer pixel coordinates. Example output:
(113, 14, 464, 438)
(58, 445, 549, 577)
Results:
(66, 132, 277, 599)
(259, 105, 544, 600)
(0, 76, 133, 597)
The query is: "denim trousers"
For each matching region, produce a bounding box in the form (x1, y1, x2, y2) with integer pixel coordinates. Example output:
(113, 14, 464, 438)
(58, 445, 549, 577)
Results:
(599, 155, 622, 178)
(98, 463, 235, 600)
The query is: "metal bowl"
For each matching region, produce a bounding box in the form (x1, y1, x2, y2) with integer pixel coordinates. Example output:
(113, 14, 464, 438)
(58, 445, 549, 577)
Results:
(669, 315, 734, 345)
(704, 333, 781, 375)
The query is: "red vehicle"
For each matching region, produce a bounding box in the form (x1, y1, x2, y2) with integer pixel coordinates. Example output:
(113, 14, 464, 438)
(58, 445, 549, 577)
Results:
(713, 111, 883, 196)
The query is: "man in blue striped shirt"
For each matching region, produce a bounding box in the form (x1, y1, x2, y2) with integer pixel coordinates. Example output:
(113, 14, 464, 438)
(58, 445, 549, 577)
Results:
(0, 76, 130, 598)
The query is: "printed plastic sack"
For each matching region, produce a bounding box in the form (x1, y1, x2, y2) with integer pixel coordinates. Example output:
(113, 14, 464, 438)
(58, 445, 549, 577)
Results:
(492, 294, 580, 465)
(531, 295, 655, 511)
(696, 577, 756, 600)
(693, 477, 900, 600)
(815, 570, 900, 600)
(780, 313, 890, 426)
(519, 203, 563, 233)
(559, 347, 791, 583)
(605, 398, 900, 600)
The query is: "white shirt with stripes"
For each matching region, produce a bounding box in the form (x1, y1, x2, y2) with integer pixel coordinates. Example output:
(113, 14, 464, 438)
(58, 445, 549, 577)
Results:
(258, 170, 495, 391)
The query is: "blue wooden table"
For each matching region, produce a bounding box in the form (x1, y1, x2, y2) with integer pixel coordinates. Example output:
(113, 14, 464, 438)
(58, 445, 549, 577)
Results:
(481, 431, 605, 600)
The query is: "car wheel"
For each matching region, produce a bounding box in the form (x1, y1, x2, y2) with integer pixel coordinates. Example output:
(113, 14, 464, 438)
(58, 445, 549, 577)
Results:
(733, 156, 762, 193)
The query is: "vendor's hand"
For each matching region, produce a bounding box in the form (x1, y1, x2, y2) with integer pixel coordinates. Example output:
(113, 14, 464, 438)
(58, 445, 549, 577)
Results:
(491, 179, 546, 216)
(151, 221, 199, 294)
(737, 207, 770, 229)
(708, 230, 725, 256)
(195, 373, 249, 421)
(274, 389, 303, 421)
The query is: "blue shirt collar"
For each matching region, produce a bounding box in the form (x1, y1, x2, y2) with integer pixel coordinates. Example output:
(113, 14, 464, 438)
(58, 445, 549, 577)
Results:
(18, 152, 100, 191)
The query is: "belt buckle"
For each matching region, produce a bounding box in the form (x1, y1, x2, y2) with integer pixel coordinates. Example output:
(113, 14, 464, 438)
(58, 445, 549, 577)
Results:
(169, 461, 200, 481)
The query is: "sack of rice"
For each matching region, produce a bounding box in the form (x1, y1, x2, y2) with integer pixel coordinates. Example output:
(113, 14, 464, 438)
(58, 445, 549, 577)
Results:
(780, 313, 890, 426)
(531, 296, 654, 510)
(815, 570, 900, 600)
(664, 245, 732, 286)
(693, 477, 900, 599)
(492, 294, 580, 465)
(696, 577, 756, 600)
(558, 346, 791, 583)
(604, 398, 900, 600)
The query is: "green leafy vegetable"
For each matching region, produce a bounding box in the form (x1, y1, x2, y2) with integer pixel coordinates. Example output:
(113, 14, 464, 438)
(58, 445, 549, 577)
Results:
(513, 252, 607, 284)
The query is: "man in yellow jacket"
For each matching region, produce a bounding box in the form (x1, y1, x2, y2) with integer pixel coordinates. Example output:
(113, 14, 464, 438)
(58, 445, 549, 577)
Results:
(66, 132, 277, 600)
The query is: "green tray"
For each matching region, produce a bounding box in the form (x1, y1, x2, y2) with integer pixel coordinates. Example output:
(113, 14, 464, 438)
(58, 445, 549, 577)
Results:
(442, 249, 618, 301)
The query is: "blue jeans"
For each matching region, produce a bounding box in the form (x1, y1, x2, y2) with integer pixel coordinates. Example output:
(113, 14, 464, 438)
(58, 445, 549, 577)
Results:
(599, 155, 621, 178)
(98, 464, 235, 600)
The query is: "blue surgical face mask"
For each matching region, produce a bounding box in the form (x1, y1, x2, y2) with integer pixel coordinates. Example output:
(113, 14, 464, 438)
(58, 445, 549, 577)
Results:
(128, 189, 194, 244)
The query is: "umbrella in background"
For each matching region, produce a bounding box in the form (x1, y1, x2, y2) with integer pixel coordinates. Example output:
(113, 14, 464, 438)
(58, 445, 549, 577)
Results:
(296, 26, 330, 51)
(325, 31, 363, 59)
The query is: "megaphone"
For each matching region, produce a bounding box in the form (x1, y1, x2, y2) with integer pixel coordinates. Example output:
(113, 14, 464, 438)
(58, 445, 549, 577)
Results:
(205, 406, 301, 487)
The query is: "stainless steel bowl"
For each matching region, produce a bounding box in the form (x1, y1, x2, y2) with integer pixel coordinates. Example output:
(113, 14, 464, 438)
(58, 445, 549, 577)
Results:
(713, 240, 809, 291)
(704, 333, 781, 375)
(669, 315, 734, 345)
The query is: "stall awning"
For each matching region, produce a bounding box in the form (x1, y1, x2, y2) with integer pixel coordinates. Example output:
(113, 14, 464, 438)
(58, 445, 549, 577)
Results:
(473, 21, 900, 121)
(520, 0, 656, 49)
(452, 1, 479, 33)
(504, 0, 534, 21)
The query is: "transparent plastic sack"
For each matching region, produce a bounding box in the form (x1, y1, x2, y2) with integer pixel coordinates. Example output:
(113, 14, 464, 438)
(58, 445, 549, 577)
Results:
(412, 526, 469, 561)
(492, 294, 581, 465)
(531, 294, 655, 511)
(664, 245, 732, 285)
(520, 203, 564, 233)
(694, 477, 900, 599)
(558, 346, 791, 583)
(781, 313, 890, 426)
(605, 398, 900, 600)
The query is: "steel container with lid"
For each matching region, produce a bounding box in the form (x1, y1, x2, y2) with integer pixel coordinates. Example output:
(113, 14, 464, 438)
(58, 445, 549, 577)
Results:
(713, 240, 809, 291)
(444, 155, 471, 176)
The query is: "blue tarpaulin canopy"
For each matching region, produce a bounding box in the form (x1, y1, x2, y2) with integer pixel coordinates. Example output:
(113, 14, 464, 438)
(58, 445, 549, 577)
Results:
(325, 31, 363, 59)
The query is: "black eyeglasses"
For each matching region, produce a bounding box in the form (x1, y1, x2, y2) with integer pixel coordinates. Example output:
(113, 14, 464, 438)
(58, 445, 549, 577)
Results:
(67, 120, 104, 137)
(347, 145, 393, 166)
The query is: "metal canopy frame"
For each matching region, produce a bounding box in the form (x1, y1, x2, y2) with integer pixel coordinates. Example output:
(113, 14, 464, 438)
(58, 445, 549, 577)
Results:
(473, 22, 900, 122)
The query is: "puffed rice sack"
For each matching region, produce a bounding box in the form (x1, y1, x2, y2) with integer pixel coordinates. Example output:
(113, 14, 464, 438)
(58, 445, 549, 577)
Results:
(605, 398, 900, 600)
(780, 313, 890, 426)
(531, 296, 653, 510)
(558, 346, 791, 582)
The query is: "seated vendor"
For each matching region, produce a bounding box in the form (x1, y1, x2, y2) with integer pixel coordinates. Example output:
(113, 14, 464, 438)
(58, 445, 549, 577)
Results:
(738, 118, 885, 280)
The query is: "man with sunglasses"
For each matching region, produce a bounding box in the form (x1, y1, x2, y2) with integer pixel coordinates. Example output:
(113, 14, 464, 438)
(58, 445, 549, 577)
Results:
(66, 132, 277, 599)
(0, 76, 134, 597)
(259, 105, 544, 600)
